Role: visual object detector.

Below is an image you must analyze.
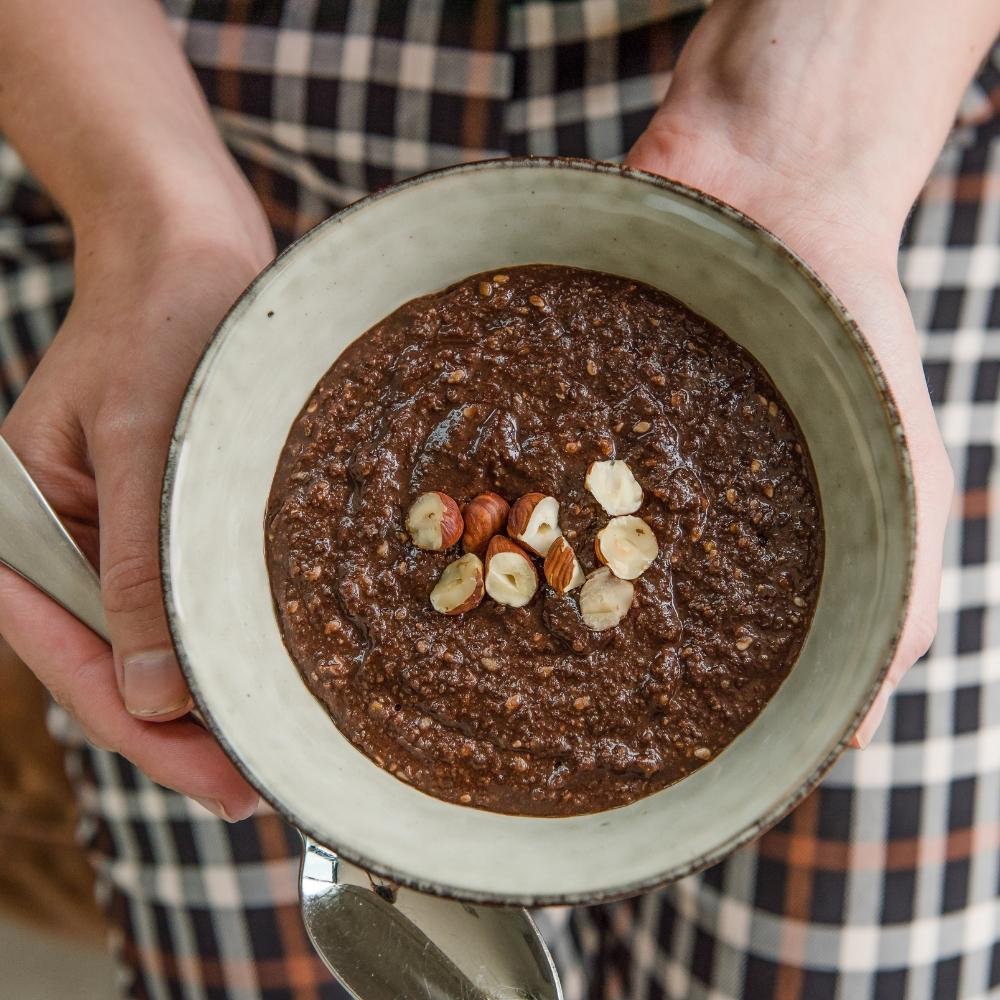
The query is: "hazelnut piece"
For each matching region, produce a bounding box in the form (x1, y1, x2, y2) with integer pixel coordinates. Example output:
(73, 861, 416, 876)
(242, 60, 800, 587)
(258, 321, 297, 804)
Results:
(543, 536, 586, 594)
(585, 460, 643, 516)
(461, 492, 510, 554)
(406, 491, 464, 551)
(595, 515, 658, 580)
(507, 493, 562, 557)
(484, 536, 538, 608)
(579, 567, 634, 631)
(430, 553, 485, 615)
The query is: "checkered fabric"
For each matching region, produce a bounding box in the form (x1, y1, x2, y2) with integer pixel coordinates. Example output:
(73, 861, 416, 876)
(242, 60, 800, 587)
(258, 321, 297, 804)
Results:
(1, 3, 998, 997)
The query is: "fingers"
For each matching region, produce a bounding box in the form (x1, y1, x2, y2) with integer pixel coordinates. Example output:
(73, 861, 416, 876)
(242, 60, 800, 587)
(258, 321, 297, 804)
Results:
(851, 435, 953, 749)
(0, 567, 258, 820)
(87, 397, 192, 720)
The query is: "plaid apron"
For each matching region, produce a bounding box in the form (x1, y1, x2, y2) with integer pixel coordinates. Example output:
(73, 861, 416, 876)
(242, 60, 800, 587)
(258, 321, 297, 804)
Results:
(2, 3, 999, 997)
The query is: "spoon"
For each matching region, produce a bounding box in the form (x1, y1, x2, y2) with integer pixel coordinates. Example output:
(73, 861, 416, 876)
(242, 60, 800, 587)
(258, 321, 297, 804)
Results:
(0, 434, 563, 1000)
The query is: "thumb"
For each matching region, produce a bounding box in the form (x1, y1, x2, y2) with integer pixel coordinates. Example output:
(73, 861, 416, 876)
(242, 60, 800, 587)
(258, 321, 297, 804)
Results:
(91, 402, 191, 721)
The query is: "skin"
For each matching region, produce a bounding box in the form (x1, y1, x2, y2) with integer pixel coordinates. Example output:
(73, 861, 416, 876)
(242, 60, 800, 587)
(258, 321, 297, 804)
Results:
(0, 0, 995, 821)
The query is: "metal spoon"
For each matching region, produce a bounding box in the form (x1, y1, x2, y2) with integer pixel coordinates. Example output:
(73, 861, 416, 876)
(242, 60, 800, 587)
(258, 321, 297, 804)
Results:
(0, 434, 563, 1000)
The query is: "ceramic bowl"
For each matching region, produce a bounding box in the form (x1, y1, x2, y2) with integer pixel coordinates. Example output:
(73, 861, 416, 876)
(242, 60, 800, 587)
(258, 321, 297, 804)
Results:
(161, 158, 914, 906)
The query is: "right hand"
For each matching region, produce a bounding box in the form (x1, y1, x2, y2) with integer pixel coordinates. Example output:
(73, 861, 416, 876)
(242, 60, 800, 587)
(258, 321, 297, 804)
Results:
(0, 190, 273, 822)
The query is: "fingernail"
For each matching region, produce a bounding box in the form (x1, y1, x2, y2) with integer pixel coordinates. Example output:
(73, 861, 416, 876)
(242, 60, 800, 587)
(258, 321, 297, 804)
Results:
(854, 679, 897, 750)
(193, 795, 258, 823)
(193, 796, 238, 822)
(122, 649, 191, 718)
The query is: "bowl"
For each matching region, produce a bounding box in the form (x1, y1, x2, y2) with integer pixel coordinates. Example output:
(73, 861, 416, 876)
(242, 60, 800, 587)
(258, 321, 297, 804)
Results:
(161, 158, 914, 906)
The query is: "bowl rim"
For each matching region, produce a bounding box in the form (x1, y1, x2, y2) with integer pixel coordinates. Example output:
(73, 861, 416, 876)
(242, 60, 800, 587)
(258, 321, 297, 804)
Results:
(160, 156, 916, 906)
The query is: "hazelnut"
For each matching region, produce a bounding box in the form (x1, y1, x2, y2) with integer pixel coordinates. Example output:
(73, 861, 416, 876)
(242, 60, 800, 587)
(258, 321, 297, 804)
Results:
(543, 536, 586, 594)
(507, 493, 562, 557)
(429, 553, 485, 615)
(406, 491, 464, 551)
(484, 536, 538, 608)
(595, 515, 658, 580)
(579, 567, 634, 631)
(461, 491, 510, 554)
(585, 459, 643, 516)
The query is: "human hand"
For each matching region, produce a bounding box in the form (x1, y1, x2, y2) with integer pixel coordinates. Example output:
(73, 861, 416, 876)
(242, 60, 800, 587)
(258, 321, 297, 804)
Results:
(0, 186, 274, 819)
(626, 7, 955, 747)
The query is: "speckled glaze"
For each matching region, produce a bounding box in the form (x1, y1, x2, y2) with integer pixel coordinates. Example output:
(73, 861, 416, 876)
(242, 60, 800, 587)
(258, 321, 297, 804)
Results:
(161, 158, 914, 906)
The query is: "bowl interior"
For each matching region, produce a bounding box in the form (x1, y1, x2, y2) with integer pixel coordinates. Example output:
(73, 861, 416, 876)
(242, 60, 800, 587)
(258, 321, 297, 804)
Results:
(163, 160, 912, 905)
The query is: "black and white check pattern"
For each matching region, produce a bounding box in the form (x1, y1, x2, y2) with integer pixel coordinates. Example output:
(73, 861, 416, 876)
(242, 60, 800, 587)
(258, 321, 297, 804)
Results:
(0, 3, 998, 996)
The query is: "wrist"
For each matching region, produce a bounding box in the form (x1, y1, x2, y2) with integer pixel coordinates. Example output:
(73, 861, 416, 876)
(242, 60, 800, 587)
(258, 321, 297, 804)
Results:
(70, 149, 274, 280)
(629, 102, 904, 271)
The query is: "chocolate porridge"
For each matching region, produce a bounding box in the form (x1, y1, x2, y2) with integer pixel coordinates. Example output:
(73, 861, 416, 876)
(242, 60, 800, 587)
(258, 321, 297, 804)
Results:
(265, 265, 822, 817)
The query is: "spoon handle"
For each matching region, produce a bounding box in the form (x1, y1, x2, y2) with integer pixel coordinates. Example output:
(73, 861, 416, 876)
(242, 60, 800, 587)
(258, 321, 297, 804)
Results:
(0, 435, 109, 641)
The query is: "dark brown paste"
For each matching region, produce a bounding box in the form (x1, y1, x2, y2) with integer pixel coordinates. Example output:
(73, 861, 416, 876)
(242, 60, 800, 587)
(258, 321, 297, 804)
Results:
(265, 265, 822, 817)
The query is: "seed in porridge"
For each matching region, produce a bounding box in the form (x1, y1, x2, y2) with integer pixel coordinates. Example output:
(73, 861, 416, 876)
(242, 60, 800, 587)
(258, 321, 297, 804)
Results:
(633, 420, 652, 434)
(693, 747, 712, 761)
(586, 359, 598, 375)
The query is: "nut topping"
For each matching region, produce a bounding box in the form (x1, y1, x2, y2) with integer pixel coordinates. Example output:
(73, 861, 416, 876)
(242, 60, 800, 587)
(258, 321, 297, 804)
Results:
(406, 491, 464, 551)
(507, 493, 562, 556)
(595, 515, 658, 580)
(585, 459, 643, 515)
(579, 567, 634, 631)
(461, 491, 510, 554)
(543, 536, 586, 594)
(484, 536, 539, 608)
(429, 553, 485, 615)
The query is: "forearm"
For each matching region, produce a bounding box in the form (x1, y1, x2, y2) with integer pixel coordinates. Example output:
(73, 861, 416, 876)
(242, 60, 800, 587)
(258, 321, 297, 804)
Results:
(638, 0, 1000, 248)
(0, 0, 267, 255)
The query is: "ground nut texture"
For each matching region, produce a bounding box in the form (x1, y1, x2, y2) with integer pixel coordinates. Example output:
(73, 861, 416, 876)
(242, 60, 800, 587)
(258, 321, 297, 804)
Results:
(265, 265, 823, 817)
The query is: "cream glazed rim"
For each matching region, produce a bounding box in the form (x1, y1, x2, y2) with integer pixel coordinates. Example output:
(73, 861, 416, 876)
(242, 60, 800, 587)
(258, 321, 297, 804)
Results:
(160, 157, 915, 906)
